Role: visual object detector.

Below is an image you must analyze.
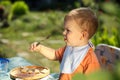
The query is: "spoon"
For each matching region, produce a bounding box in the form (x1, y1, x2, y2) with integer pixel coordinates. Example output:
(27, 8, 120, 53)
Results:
(36, 34, 51, 46)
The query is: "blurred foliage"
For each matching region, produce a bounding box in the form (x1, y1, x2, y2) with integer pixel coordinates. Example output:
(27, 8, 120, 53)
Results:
(100, 2, 119, 15)
(92, 1, 120, 47)
(82, 0, 95, 7)
(72, 73, 86, 80)
(0, 0, 12, 13)
(9, 1, 29, 20)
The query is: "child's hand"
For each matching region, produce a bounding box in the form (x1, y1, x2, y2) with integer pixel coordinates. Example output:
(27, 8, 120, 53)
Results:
(30, 42, 56, 60)
(29, 42, 41, 52)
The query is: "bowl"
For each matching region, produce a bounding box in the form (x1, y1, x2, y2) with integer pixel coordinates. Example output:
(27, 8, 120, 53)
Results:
(10, 65, 50, 80)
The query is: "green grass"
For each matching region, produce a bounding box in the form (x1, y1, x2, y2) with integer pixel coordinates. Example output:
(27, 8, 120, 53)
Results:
(0, 11, 66, 73)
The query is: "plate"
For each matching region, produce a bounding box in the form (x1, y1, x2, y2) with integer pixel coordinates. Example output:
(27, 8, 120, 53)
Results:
(10, 66, 50, 80)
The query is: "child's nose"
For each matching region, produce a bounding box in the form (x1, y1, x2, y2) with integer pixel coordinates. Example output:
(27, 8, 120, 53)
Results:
(63, 30, 66, 35)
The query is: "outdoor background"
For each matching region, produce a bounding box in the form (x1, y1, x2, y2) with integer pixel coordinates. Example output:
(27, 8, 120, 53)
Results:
(0, 0, 120, 79)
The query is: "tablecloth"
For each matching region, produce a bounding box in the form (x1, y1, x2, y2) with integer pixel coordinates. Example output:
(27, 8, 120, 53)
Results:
(0, 57, 59, 80)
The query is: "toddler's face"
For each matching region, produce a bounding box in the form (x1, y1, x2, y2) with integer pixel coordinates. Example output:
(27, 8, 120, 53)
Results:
(63, 19, 83, 47)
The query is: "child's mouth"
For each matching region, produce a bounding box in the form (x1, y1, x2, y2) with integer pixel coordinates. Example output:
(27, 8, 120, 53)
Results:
(64, 36, 67, 41)
(64, 38, 67, 41)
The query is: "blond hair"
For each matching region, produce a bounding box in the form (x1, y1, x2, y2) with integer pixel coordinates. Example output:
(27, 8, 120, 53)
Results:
(64, 7, 98, 39)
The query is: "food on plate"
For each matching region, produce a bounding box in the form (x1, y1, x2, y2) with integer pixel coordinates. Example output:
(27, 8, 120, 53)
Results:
(10, 66, 50, 80)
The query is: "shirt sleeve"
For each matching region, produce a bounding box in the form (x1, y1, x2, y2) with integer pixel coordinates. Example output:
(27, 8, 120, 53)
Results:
(55, 46, 66, 62)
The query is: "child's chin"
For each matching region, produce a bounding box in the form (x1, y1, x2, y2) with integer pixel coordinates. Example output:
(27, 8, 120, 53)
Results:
(66, 43, 71, 46)
(64, 41, 72, 46)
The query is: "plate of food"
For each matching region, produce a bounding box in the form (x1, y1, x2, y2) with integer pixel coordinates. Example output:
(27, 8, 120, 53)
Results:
(10, 66, 50, 80)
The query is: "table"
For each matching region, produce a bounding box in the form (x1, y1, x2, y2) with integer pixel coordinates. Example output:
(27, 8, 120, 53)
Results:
(0, 57, 59, 80)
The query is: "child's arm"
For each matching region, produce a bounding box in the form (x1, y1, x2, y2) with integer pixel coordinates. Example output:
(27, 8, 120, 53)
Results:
(30, 42, 57, 61)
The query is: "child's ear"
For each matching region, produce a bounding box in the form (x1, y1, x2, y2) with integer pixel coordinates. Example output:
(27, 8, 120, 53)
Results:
(81, 31, 88, 39)
(79, 32, 84, 40)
